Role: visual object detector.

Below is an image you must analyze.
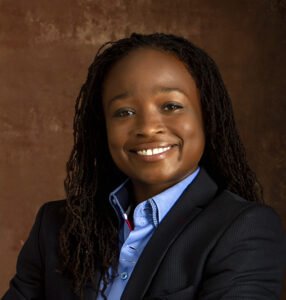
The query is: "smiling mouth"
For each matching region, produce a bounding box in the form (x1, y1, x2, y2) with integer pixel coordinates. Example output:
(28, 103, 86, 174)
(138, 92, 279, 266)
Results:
(136, 146, 172, 156)
(129, 144, 177, 157)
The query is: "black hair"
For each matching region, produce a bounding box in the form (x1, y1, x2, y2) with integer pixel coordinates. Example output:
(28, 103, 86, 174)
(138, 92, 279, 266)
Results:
(59, 32, 263, 299)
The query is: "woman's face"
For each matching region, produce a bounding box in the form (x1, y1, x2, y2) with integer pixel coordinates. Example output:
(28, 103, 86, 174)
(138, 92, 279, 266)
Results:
(102, 47, 205, 194)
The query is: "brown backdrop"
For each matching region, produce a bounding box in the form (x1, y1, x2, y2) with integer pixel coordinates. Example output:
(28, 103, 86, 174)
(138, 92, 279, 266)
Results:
(0, 0, 285, 298)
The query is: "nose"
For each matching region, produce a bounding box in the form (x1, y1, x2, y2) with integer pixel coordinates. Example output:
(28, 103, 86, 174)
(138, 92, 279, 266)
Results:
(133, 110, 165, 137)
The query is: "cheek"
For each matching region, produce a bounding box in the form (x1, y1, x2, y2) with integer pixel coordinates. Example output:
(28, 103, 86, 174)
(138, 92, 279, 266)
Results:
(105, 119, 119, 145)
(180, 117, 205, 151)
(105, 123, 118, 154)
(106, 130, 118, 148)
(178, 114, 204, 137)
(105, 124, 127, 161)
(104, 116, 129, 170)
(106, 135, 125, 172)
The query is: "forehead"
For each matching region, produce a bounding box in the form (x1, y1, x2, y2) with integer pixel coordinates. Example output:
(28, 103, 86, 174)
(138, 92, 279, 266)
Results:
(102, 47, 198, 100)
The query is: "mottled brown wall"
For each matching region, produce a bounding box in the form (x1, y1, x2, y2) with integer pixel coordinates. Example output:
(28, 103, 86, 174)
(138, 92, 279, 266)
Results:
(0, 0, 285, 298)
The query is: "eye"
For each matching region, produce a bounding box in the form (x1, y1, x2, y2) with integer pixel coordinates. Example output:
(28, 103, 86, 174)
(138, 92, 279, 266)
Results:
(162, 102, 183, 111)
(113, 108, 135, 118)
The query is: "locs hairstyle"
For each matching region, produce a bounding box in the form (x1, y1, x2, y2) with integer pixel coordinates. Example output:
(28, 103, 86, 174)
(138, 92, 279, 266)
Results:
(59, 33, 263, 299)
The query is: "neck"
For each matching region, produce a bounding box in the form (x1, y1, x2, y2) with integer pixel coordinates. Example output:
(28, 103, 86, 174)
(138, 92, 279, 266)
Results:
(130, 168, 199, 205)
(131, 180, 174, 205)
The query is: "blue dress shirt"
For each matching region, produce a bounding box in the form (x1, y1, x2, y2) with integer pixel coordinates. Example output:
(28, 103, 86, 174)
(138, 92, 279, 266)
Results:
(97, 168, 200, 299)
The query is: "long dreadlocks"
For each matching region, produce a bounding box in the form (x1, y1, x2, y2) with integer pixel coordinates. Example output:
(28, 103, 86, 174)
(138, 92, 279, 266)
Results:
(59, 33, 263, 299)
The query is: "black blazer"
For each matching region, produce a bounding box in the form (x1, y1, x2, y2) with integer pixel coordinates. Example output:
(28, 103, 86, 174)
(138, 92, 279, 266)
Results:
(2, 169, 286, 300)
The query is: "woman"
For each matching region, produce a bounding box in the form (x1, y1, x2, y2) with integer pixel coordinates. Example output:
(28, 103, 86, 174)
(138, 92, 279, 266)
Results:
(3, 33, 286, 300)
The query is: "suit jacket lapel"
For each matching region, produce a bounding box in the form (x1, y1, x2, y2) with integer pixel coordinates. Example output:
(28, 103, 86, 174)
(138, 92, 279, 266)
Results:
(121, 168, 218, 300)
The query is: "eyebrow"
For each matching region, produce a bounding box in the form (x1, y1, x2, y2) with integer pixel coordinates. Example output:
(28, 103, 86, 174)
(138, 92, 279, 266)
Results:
(107, 86, 187, 107)
(107, 92, 131, 107)
(153, 86, 187, 96)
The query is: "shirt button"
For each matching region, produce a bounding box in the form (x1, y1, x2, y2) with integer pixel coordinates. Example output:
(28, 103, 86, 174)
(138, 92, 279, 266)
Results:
(120, 272, 128, 280)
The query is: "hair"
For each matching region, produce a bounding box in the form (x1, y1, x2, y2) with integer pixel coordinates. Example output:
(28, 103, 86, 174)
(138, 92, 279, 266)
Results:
(59, 32, 263, 299)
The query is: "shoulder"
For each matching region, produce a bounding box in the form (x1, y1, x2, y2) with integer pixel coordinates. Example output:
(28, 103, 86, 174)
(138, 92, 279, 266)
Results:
(34, 200, 67, 235)
(212, 189, 283, 226)
(208, 190, 286, 252)
(192, 191, 286, 298)
(40, 199, 66, 215)
(199, 189, 286, 252)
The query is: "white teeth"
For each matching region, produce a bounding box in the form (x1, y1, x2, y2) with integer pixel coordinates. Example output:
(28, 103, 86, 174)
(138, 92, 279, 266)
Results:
(153, 148, 159, 154)
(146, 149, 152, 155)
(137, 146, 172, 156)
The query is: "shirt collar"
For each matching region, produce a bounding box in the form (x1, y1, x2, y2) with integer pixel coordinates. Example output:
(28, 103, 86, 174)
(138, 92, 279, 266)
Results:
(109, 168, 200, 227)
(109, 178, 131, 225)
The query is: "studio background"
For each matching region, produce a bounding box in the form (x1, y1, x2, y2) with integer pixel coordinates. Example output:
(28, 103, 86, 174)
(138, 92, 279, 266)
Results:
(0, 0, 285, 298)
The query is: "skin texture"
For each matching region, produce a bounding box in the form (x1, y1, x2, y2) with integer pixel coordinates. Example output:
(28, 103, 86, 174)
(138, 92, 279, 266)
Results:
(102, 48, 205, 204)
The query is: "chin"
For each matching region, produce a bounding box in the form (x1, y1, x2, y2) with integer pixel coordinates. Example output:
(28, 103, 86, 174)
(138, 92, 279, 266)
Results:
(134, 173, 179, 186)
